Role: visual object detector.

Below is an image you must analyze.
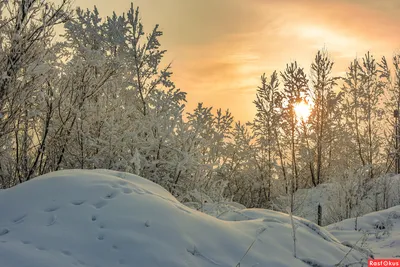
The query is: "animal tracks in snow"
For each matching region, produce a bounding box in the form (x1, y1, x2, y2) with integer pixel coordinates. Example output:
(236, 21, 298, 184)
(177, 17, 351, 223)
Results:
(118, 180, 128, 186)
(47, 214, 57, 226)
(111, 180, 149, 195)
(13, 214, 27, 224)
(71, 200, 86, 206)
(0, 228, 9, 236)
(93, 200, 108, 209)
(104, 191, 118, 200)
(97, 233, 105, 241)
(121, 187, 133, 194)
(44, 206, 60, 212)
(61, 250, 72, 256)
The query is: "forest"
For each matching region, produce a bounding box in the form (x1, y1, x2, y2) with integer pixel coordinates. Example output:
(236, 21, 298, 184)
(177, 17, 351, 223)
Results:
(1, 0, 400, 226)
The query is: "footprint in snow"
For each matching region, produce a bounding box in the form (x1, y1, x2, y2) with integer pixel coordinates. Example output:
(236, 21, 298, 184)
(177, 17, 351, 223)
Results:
(104, 191, 118, 199)
(47, 214, 57, 226)
(0, 229, 9, 236)
(93, 200, 108, 209)
(131, 187, 147, 195)
(61, 250, 72, 256)
(121, 187, 133, 194)
(91, 215, 97, 222)
(118, 180, 128, 186)
(71, 200, 86, 206)
(44, 206, 60, 212)
(13, 214, 27, 224)
(97, 233, 105, 241)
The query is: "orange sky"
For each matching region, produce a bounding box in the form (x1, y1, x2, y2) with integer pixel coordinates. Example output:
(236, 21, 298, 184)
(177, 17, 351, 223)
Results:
(69, 0, 400, 122)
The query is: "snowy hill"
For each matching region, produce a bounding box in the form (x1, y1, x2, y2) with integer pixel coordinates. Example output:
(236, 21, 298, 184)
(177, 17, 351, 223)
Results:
(0, 170, 367, 267)
(326, 205, 400, 259)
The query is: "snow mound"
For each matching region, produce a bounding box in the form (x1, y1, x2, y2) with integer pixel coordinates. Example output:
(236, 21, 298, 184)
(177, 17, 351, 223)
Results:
(0, 170, 367, 267)
(184, 201, 246, 217)
(326, 205, 400, 259)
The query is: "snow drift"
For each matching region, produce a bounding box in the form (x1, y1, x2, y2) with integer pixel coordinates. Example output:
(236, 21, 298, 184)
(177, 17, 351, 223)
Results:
(0, 170, 367, 267)
(327, 205, 400, 259)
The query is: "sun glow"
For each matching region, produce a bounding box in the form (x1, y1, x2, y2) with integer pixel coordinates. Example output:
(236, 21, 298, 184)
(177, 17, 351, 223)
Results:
(290, 24, 361, 54)
(294, 101, 311, 121)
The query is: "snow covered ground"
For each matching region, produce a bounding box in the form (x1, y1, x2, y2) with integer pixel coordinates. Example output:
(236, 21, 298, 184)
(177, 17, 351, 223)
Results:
(0, 170, 367, 267)
(273, 175, 400, 226)
(326, 205, 400, 259)
(184, 201, 246, 218)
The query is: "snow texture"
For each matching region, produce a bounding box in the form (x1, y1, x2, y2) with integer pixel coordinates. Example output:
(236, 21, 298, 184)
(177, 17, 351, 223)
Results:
(327, 205, 400, 259)
(0, 170, 367, 267)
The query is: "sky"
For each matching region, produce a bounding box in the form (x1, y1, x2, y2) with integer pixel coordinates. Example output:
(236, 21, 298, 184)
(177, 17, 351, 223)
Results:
(69, 0, 400, 122)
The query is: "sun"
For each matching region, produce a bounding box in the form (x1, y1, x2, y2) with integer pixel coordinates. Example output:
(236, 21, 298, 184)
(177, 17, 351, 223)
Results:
(294, 101, 311, 121)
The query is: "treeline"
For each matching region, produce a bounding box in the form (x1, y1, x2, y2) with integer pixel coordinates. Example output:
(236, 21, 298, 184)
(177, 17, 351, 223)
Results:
(0, 1, 399, 212)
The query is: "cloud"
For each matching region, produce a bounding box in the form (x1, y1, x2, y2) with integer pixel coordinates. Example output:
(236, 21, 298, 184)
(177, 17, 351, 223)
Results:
(71, 0, 400, 122)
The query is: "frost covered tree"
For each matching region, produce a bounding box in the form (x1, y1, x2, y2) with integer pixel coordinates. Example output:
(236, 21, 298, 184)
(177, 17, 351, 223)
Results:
(0, 0, 70, 116)
(1, 0, 399, 218)
(222, 122, 257, 207)
(342, 52, 385, 180)
(378, 55, 400, 173)
(281, 62, 309, 194)
(45, 6, 121, 172)
(174, 104, 234, 199)
(252, 71, 285, 205)
(53, 4, 188, 193)
(0, 0, 71, 186)
(0, 2, 192, 195)
(308, 50, 340, 185)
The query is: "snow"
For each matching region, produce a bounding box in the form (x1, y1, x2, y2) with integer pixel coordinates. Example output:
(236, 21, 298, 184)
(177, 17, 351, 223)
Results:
(326, 205, 400, 259)
(184, 201, 246, 218)
(273, 183, 336, 224)
(0, 170, 367, 267)
(275, 175, 400, 226)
